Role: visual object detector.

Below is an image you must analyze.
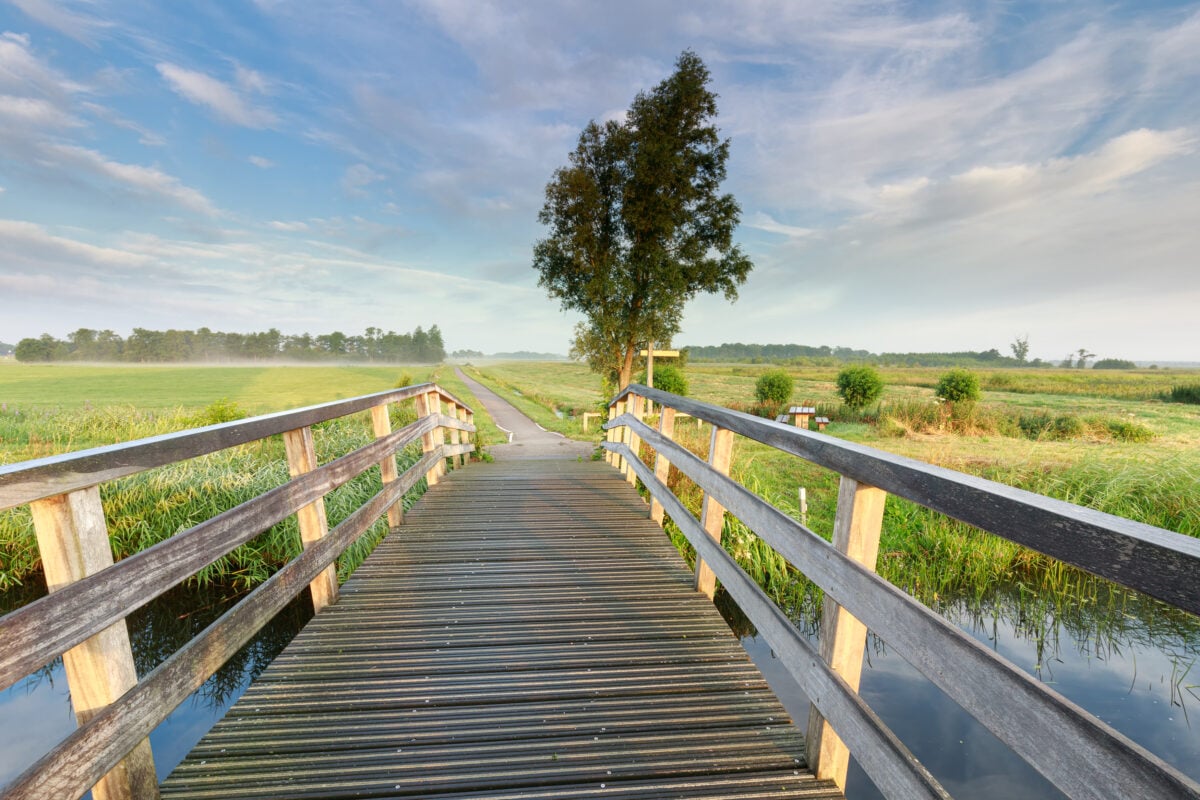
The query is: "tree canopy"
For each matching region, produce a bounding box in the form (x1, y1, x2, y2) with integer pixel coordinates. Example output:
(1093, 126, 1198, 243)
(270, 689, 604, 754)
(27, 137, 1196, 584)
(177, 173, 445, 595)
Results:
(534, 50, 752, 389)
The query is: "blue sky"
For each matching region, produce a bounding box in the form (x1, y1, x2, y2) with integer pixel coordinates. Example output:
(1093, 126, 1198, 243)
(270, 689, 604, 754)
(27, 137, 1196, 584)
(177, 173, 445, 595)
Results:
(1, 0, 1198, 361)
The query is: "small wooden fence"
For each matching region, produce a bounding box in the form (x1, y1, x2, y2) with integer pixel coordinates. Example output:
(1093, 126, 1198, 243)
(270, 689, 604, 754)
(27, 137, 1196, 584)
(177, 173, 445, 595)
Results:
(603, 383, 1200, 800)
(0, 383, 475, 800)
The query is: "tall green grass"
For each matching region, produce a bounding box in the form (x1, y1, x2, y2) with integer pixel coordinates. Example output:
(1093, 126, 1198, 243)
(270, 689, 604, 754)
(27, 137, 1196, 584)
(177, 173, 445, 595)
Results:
(0, 403, 431, 592)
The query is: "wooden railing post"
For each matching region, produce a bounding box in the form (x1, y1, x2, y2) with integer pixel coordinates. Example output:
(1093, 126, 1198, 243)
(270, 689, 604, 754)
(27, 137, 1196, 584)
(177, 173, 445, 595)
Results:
(413, 391, 441, 486)
(624, 394, 645, 486)
(649, 406, 676, 525)
(444, 401, 461, 471)
(457, 406, 470, 465)
(606, 399, 623, 468)
(694, 426, 734, 599)
(283, 426, 339, 613)
(30, 488, 159, 800)
(806, 476, 888, 789)
(369, 404, 403, 529)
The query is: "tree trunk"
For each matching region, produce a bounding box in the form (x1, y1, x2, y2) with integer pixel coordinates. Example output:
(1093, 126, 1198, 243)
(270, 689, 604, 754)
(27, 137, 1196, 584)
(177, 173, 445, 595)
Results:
(618, 346, 636, 389)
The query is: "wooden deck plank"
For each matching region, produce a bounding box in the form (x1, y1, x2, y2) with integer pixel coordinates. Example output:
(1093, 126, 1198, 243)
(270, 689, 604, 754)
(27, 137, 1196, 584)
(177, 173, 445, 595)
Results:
(161, 460, 840, 800)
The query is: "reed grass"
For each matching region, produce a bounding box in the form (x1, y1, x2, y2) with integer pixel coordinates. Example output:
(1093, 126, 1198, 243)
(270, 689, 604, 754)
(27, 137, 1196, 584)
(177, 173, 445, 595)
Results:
(0, 400, 432, 591)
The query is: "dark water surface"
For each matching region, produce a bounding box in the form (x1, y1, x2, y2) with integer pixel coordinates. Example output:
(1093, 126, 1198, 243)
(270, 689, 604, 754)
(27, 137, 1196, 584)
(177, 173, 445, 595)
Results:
(3, 578, 1196, 798)
(0, 581, 312, 792)
(726, 586, 1200, 799)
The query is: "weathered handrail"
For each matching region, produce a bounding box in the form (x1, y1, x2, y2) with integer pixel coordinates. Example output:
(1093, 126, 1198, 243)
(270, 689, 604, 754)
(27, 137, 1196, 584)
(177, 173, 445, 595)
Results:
(604, 383, 1200, 800)
(0, 383, 475, 800)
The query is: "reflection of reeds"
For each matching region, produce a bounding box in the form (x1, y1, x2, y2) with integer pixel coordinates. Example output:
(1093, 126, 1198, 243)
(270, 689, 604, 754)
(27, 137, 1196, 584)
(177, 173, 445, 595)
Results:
(631, 408, 1199, 726)
(13, 580, 313, 712)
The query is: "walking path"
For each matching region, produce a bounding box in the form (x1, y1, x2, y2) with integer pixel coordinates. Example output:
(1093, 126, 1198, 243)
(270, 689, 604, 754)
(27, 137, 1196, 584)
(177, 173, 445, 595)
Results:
(454, 367, 595, 460)
(161, 458, 833, 799)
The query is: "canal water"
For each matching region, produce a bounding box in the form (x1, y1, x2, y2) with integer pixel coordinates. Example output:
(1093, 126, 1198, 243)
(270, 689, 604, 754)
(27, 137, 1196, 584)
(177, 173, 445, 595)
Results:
(727, 585, 1200, 798)
(0, 580, 312, 793)
(2, 578, 1196, 797)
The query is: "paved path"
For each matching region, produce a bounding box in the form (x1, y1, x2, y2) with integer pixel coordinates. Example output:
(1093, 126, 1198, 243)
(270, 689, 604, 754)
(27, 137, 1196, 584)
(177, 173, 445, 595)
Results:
(455, 367, 595, 461)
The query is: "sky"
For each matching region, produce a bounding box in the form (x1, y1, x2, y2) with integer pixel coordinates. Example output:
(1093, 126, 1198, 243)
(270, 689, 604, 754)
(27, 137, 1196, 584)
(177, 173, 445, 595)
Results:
(1, 1, 1198, 362)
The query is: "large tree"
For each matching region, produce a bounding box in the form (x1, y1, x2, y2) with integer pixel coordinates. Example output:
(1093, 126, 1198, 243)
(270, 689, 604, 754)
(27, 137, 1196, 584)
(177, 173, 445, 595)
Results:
(534, 50, 752, 389)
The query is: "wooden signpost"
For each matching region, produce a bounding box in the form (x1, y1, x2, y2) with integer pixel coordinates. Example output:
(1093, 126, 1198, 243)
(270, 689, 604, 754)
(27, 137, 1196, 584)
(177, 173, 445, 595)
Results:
(639, 343, 680, 411)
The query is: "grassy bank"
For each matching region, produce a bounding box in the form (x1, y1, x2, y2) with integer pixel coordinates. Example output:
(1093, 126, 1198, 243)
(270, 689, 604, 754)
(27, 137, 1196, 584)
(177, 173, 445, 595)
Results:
(477, 360, 1200, 612)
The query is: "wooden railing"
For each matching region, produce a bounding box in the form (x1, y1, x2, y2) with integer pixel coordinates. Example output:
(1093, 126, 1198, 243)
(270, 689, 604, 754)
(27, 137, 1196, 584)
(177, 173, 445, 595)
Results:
(0, 383, 475, 800)
(604, 383, 1200, 800)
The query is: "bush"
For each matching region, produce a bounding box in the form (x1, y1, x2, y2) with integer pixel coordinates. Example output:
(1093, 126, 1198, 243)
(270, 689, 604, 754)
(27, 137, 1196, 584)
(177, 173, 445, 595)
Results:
(935, 369, 980, 403)
(1098, 418, 1155, 443)
(1166, 384, 1200, 404)
(641, 364, 688, 396)
(755, 369, 794, 405)
(1092, 358, 1137, 370)
(836, 366, 883, 409)
(191, 398, 247, 426)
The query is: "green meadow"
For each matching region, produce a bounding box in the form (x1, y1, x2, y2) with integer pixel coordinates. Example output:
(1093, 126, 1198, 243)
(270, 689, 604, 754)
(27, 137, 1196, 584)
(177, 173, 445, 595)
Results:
(466, 361, 1200, 609)
(2, 359, 1197, 608)
(0, 362, 500, 591)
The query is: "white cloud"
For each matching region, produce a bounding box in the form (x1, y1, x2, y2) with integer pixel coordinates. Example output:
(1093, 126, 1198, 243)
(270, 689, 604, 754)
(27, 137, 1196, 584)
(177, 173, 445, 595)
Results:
(7, 0, 111, 45)
(41, 144, 218, 215)
(0, 218, 151, 269)
(867, 128, 1195, 225)
(747, 212, 813, 239)
(0, 31, 85, 97)
(156, 62, 277, 128)
(268, 220, 308, 232)
(248, 155, 275, 168)
(80, 101, 166, 146)
(341, 163, 384, 197)
(0, 93, 78, 127)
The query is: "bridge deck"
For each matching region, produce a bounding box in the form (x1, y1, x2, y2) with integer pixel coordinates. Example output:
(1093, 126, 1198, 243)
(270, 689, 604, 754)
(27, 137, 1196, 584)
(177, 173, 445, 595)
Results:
(160, 460, 839, 799)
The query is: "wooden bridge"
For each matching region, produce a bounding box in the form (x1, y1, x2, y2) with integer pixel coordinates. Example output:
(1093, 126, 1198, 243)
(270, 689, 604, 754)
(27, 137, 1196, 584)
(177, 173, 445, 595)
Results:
(1, 381, 1198, 799)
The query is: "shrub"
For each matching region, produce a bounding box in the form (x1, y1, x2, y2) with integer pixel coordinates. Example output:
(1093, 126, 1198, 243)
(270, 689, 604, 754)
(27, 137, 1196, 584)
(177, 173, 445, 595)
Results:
(641, 364, 689, 396)
(935, 369, 980, 403)
(1166, 384, 1200, 404)
(755, 369, 794, 405)
(1092, 358, 1137, 370)
(191, 398, 247, 426)
(1099, 418, 1155, 443)
(835, 366, 883, 409)
(1018, 412, 1084, 440)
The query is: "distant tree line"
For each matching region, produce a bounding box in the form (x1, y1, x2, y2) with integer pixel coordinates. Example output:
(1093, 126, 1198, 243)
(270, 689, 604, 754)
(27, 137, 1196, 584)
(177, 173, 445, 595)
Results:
(685, 342, 1058, 368)
(14, 325, 446, 364)
(0, 341, 14, 356)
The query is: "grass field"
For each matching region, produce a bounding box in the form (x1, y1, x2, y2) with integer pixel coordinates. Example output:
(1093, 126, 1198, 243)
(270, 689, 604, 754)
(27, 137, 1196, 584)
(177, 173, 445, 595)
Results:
(0, 362, 502, 591)
(468, 361, 1200, 609)
(2, 360, 1197, 606)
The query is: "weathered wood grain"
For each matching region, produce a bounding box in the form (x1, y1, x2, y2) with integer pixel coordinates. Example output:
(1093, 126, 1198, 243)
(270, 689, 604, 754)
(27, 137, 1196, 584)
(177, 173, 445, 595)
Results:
(0, 383, 473, 511)
(160, 460, 840, 800)
(807, 477, 887, 788)
(0, 448, 443, 800)
(609, 424, 1200, 800)
(695, 425, 734, 599)
(0, 416, 439, 692)
(649, 406, 676, 526)
(282, 426, 339, 612)
(370, 404, 403, 528)
(30, 488, 159, 800)
(610, 385, 1200, 617)
(616, 447, 948, 800)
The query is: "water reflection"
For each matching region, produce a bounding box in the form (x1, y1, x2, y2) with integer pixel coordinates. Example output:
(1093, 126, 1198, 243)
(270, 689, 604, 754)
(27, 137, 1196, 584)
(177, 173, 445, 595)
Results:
(721, 585, 1200, 799)
(0, 581, 312, 790)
